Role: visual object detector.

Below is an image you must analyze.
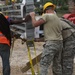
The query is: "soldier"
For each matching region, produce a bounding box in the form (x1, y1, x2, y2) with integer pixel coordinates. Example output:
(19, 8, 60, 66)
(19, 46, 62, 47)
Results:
(61, 19, 75, 75)
(53, 18, 75, 75)
(30, 2, 63, 75)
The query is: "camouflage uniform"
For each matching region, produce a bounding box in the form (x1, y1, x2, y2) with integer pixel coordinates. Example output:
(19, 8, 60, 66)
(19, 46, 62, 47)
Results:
(39, 12, 63, 75)
(54, 21, 75, 75)
(61, 20, 75, 75)
(53, 19, 75, 75)
(40, 40, 63, 75)
(61, 32, 75, 75)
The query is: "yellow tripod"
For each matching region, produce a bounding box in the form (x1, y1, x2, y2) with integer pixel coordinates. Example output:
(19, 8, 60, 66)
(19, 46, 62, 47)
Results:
(26, 40, 39, 75)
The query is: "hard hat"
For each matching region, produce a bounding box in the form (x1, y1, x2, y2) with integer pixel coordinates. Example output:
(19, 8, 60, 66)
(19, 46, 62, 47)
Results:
(43, 2, 56, 11)
(12, 0, 15, 2)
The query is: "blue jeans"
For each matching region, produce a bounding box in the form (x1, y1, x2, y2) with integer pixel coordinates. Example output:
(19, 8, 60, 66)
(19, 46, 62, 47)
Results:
(0, 44, 10, 75)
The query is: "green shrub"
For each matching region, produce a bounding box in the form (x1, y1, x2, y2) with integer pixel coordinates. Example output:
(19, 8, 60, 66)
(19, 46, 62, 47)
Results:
(60, 5, 68, 10)
(56, 5, 69, 13)
(35, 7, 43, 15)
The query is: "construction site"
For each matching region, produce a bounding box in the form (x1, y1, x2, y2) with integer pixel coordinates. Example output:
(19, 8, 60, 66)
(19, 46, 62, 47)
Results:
(0, 0, 75, 75)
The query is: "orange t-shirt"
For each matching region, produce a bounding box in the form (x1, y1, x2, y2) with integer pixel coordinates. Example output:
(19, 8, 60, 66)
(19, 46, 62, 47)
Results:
(0, 16, 10, 46)
(0, 32, 10, 46)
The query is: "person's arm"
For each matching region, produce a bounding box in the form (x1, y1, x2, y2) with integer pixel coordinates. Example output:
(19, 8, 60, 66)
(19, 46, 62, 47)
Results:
(5, 16, 26, 25)
(10, 19, 25, 25)
(29, 12, 46, 27)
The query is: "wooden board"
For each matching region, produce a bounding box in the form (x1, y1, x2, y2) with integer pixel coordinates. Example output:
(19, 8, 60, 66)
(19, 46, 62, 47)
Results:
(21, 53, 42, 73)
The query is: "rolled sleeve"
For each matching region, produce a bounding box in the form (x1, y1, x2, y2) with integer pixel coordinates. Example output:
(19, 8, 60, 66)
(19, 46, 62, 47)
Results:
(41, 14, 47, 22)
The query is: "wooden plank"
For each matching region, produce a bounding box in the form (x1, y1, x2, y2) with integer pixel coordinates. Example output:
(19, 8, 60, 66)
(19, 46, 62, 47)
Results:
(21, 53, 42, 73)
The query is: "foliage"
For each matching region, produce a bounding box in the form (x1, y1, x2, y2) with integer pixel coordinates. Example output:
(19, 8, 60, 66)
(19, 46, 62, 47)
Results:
(58, 5, 68, 10)
(35, 7, 43, 15)
(56, 5, 69, 16)
(40, 0, 68, 6)
(34, 0, 69, 15)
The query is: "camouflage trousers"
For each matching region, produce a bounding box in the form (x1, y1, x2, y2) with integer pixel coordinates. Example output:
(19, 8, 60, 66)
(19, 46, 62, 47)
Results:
(61, 33, 75, 75)
(39, 40, 63, 75)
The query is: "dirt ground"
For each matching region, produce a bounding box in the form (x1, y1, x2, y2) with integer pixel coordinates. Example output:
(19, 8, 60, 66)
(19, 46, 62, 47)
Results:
(0, 39, 75, 75)
(0, 39, 43, 75)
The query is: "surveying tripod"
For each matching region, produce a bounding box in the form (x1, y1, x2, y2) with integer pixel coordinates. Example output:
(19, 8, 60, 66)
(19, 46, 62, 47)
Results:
(24, 0, 40, 75)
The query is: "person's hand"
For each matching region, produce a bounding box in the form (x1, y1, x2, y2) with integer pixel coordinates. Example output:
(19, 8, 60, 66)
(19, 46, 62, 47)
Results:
(24, 15, 31, 22)
(29, 12, 35, 19)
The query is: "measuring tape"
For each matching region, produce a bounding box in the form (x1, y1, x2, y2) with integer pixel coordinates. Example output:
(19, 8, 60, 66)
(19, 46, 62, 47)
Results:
(26, 40, 35, 75)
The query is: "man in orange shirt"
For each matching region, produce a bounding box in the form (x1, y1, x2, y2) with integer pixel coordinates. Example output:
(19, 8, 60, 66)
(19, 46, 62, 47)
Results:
(0, 13, 26, 75)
